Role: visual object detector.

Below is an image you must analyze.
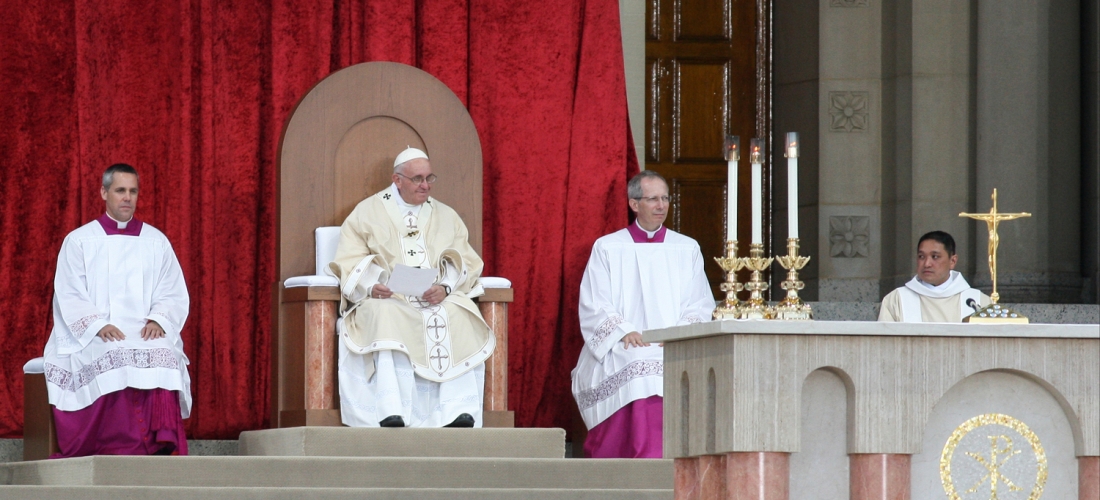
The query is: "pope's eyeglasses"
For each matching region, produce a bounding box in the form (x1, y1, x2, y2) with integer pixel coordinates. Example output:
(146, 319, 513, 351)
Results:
(396, 172, 438, 185)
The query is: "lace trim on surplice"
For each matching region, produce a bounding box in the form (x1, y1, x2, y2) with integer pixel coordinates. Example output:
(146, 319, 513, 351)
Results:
(575, 359, 663, 410)
(69, 313, 107, 338)
(683, 315, 705, 324)
(45, 348, 179, 392)
(589, 315, 625, 351)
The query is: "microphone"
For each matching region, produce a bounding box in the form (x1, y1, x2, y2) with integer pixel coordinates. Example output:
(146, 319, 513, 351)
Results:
(966, 298, 980, 312)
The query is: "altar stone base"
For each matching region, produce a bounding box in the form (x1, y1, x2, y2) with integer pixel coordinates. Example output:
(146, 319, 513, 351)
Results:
(646, 320, 1099, 499)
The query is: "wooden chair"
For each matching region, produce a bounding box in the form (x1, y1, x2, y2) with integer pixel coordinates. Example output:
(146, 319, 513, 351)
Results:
(22, 359, 57, 460)
(273, 61, 514, 429)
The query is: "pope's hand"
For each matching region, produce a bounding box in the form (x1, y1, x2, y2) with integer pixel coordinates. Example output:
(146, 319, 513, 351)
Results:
(141, 320, 165, 340)
(422, 285, 447, 305)
(621, 332, 649, 350)
(97, 324, 126, 342)
(372, 283, 393, 300)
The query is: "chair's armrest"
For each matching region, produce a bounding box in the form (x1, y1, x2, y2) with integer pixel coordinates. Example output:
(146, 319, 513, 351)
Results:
(285, 275, 340, 288)
(479, 276, 511, 289)
(282, 285, 341, 303)
(478, 288, 513, 303)
(477, 277, 513, 303)
(23, 357, 45, 374)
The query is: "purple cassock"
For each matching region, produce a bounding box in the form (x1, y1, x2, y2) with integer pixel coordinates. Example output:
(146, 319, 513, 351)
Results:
(49, 214, 189, 458)
(583, 394, 663, 459)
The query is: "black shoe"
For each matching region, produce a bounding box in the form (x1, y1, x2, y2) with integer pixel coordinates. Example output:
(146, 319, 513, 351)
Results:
(379, 415, 406, 428)
(443, 413, 475, 428)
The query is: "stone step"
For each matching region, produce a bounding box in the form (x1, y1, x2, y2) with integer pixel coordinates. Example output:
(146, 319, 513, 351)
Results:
(1, 456, 673, 490)
(237, 427, 566, 458)
(0, 486, 672, 500)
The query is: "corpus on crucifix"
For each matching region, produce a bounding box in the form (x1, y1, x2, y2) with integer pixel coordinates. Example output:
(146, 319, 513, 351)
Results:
(959, 189, 1031, 304)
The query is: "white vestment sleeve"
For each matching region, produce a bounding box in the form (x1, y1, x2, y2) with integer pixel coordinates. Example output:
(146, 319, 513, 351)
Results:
(438, 258, 460, 291)
(437, 248, 481, 298)
(144, 241, 190, 344)
(53, 235, 109, 353)
(676, 243, 716, 325)
(338, 255, 387, 304)
(578, 241, 638, 360)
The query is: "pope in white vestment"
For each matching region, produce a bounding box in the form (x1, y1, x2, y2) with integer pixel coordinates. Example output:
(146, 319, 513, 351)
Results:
(572, 171, 714, 458)
(328, 148, 494, 428)
(879, 231, 990, 322)
(43, 165, 191, 457)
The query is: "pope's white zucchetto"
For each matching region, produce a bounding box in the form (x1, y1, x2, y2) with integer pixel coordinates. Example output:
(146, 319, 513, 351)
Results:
(393, 147, 429, 169)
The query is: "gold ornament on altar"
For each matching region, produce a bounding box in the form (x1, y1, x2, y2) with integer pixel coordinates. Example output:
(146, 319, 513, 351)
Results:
(713, 240, 746, 320)
(711, 132, 813, 321)
(959, 189, 1031, 324)
(740, 243, 775, 319)
(775, 238, 812, 320)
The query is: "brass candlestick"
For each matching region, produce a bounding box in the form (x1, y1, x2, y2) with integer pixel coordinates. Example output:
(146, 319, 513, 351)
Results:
(959, 188, 1031, 324)
(713, 240, 745, 320)
(740, 243, 775, 319)
(775, 238, 812, 320)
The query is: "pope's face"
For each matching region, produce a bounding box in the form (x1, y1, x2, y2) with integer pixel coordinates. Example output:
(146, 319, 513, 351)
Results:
(628, 177, 669, 231)
(101, 172, 139, 222)
(916, 239, 957, 286)
(392, 158, 433, 205)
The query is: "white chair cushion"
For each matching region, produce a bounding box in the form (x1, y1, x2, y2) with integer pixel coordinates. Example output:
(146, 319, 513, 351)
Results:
(315, 226, 342, 275)
(284, 275, 340, 288)
(23, 357, 45, 374)
(479, 276, 511, 288)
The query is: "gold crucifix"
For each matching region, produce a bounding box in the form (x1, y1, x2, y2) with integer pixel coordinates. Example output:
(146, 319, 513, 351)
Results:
(959, 189, 1031, 304)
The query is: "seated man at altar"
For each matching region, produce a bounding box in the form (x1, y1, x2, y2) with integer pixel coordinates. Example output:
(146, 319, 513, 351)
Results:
(43, 163, 191, 458)
(571, 170, 714, 458)
(879, 230, 990, 323)
(328, 147, 494, 428)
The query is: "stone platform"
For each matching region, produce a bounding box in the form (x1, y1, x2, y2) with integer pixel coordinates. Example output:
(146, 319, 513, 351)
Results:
(237, 427, 566, 457)
(0, 428, 673, 499)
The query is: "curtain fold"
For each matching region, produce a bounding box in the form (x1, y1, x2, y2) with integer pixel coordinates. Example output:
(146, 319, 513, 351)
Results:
(0, 0, 633, 438)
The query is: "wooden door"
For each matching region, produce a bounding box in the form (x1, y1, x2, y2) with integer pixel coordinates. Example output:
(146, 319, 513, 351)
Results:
(646, 0, 770, 297)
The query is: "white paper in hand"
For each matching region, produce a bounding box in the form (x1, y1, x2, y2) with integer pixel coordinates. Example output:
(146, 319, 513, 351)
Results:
(387, 264, 437, 297)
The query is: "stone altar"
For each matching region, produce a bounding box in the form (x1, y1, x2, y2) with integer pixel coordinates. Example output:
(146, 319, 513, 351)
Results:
(645, 320, 1099, 499)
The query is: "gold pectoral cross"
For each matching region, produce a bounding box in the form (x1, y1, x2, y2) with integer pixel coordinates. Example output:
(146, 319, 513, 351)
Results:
(959, 189, 1031, 304)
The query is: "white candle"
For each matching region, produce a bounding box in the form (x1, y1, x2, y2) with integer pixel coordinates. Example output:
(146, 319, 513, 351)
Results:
(727, 158, 737, 241)
(785, 132, 799, 239)
(724, 136, 740, 242)
(787, 158, 798, 238)
(750, 138, 763, 244)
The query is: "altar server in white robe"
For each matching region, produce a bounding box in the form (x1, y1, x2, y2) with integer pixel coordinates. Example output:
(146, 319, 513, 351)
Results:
(879, 230, 991, 323)
(572, 170, 714, 458)
(43, 163, 191, 457)
(329, 147, 494, 428)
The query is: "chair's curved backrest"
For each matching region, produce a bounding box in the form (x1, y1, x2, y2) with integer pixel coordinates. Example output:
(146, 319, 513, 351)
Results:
(277, 62, 483, 281)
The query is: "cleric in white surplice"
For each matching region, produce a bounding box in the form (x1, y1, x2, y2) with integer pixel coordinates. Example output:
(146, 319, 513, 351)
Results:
(328, 147, 494, 429)
(43, 163, 191, 457)
(572, 171, 714, 458)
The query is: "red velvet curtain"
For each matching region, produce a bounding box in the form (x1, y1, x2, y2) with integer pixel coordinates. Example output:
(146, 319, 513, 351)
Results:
(0, 0, 636, 438)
